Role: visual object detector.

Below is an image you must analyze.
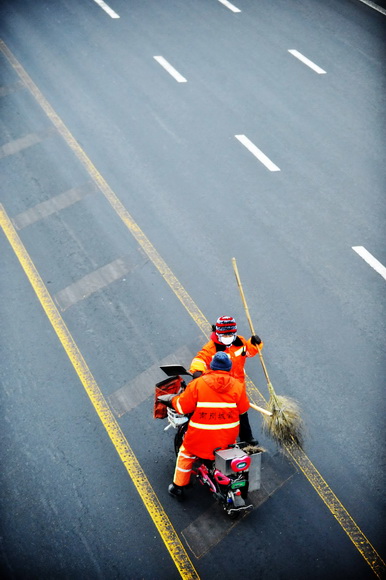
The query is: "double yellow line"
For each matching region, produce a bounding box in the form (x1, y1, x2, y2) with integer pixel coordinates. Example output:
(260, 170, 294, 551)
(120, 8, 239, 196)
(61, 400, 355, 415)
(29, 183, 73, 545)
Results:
(1, 39, 384, 579)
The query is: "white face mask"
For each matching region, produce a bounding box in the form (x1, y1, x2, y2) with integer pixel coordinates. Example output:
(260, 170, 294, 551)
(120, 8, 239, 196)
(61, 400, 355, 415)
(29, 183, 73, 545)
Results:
(218, 334, 235, 346)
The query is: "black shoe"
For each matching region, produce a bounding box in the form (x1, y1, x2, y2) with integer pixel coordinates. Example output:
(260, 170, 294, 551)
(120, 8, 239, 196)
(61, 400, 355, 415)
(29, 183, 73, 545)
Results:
(247, 438, 259, 446)
(168, 483, 184, 500)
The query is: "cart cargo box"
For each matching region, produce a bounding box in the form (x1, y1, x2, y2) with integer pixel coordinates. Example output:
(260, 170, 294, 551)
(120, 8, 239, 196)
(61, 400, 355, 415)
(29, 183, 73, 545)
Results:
(215, 447, 262, 491)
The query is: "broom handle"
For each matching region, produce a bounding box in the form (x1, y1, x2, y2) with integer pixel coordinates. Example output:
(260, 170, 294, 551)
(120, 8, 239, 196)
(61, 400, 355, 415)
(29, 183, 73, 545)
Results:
(232, 258, 277, 398)
(232, 257, 256, 335)
(250, 402, 273, 417)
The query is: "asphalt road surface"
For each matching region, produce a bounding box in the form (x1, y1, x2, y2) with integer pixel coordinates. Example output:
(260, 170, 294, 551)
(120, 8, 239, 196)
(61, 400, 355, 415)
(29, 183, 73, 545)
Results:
(1, 0, 385, 579)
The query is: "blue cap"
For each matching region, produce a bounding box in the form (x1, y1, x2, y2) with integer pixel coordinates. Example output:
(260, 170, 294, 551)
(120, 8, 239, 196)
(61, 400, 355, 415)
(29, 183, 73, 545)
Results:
(210, 352, 232, 372)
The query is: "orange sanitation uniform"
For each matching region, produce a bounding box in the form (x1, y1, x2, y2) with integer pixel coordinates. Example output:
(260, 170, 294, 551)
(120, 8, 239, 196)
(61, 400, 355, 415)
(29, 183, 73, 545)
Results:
(171, 370, 250, 487)
(189, 332, 263, 384)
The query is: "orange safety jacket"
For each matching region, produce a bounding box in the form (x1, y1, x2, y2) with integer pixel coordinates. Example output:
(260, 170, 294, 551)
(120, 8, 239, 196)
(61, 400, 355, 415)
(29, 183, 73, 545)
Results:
(189, 333, 263, 384)
(172, 370, 250, 459)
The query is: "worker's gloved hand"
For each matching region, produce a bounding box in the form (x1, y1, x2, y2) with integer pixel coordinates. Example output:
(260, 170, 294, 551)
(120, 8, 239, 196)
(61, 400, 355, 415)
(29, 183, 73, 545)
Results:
(250, 335, 262, 346)
(192, 371, 203, 379)
(157, 393, 176, 408)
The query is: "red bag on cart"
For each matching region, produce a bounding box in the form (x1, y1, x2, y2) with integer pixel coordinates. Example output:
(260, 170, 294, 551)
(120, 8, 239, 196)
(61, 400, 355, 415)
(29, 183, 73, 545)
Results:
(153, 375, 183, 419)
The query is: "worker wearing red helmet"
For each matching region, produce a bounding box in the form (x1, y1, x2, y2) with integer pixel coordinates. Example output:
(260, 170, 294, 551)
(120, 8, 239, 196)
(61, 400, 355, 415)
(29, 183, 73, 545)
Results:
(189, 315, 263, 444)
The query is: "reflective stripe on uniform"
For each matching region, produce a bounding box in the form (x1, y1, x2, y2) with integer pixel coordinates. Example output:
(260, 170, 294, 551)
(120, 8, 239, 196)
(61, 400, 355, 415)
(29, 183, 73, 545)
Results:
(174, 444, 197, 486)
(189, 419, 240, 430)
(233, 347, 245, 356)
(179, 451, 195, 460)
(191, 357, 207, 369)
(196, 401, 237, 408)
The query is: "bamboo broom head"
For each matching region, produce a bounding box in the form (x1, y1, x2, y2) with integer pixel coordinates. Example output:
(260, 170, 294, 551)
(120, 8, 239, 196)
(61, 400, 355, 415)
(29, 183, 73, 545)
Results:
(262, 394, 304, 448)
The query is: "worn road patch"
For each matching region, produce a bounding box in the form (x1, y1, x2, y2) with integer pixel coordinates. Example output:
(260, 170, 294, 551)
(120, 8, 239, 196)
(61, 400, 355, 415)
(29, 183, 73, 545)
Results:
(54, 256, 132, 311)
(182, 452, 296, 558)
(0, 127, 56, 158)
(108, 344, 197, 417)
(12, 182, 98, 230)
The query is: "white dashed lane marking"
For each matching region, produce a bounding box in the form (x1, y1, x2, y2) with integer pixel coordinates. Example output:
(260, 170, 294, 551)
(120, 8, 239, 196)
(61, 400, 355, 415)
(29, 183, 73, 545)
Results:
(235, 135, 280, 172)
(357, 0, 386, 15)
(352, 246, 386, 281)
(92, 0, 120, 18)
(218, 0, 241, 13)
(288, 49, 326, 74)
(153, 56, 187, 83)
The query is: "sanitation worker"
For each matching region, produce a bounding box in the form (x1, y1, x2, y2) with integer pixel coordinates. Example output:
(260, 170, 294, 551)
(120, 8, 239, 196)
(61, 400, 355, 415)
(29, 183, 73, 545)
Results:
(158, 351, 249, 499)
(189, 315, 263, 445)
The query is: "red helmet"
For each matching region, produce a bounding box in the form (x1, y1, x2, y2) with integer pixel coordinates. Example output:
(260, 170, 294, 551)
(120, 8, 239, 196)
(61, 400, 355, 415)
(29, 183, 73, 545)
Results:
(215, 316, 237, 335)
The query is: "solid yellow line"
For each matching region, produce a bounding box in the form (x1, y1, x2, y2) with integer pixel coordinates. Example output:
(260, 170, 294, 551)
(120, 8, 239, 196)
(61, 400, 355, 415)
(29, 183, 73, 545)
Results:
(1, 38, 385, 578)
(0, 204, 200, 580)
(287, 445, 385, 578)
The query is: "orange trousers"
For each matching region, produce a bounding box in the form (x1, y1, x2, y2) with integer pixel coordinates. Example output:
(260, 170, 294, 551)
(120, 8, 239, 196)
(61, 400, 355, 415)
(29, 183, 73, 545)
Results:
(173, 444, 197, 487)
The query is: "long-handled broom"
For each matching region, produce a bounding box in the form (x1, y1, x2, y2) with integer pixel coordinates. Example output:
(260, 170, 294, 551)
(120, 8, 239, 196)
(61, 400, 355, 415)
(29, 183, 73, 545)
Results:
(232, 257, 304, 447)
